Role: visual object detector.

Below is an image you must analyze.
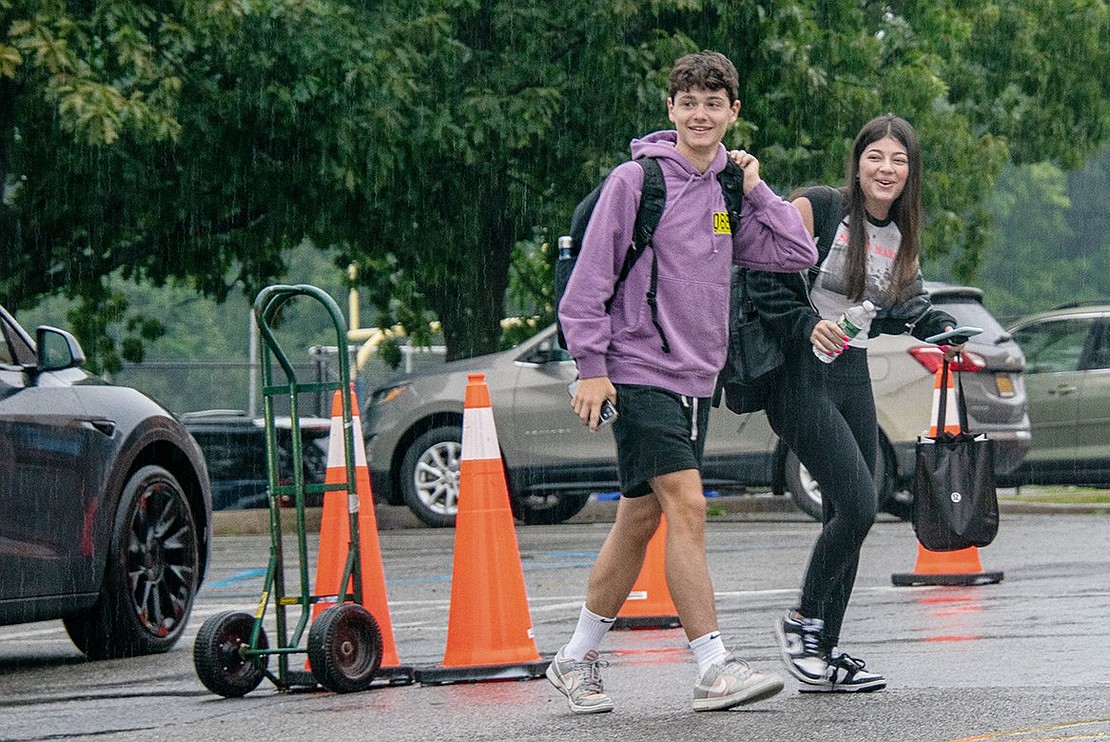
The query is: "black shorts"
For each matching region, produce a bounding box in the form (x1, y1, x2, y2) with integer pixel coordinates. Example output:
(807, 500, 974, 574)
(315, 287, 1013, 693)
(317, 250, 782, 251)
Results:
(612, 384, 711, 498)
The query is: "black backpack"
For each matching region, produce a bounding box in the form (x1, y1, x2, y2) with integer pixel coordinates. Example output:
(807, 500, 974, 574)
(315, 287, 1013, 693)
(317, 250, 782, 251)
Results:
(554, 157, 745, 352)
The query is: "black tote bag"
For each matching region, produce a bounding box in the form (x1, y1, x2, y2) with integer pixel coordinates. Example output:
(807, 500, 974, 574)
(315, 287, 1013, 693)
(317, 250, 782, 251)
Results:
(912, 360, 999, 551)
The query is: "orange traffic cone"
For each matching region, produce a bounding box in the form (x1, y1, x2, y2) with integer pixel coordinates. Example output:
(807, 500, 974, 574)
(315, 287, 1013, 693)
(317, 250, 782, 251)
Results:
(309, 385, 416, 684)
(892, 542, 1003, 586)
(416, 373, 549, 685)
(613, 516, 680, 629)
(892, 364, 1004, 587)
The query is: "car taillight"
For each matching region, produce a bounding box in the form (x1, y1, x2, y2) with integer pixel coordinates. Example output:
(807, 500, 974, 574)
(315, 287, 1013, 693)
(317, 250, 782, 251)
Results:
(907, 346, 987, 374)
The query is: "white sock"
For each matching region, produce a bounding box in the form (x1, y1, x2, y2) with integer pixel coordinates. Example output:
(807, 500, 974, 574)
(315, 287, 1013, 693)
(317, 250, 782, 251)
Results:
(690, 630, 727, 678)
(563, 605, 616, 661)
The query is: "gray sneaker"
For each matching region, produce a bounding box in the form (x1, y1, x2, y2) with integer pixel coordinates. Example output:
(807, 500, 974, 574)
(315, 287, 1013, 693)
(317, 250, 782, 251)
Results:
(545, 647, 614, 714)
(692, 653, 785, 711)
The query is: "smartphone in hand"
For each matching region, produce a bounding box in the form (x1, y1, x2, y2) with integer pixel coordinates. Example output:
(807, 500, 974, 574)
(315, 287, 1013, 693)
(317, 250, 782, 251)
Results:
(925, 326, 983, 346)
(567, 380, 618, 427)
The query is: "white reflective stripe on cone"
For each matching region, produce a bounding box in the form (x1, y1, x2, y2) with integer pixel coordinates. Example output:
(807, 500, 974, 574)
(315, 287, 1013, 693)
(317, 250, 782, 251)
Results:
(327, 415, 344, 465)
(462, 406, 499, 461)
(352, 414, 368, 467)
(326, 415, 368, 468)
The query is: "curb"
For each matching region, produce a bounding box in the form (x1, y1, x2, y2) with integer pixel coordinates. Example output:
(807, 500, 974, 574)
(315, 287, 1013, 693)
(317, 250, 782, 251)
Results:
(996, 500, 1110, 515)
(210, 492, 1106, 536)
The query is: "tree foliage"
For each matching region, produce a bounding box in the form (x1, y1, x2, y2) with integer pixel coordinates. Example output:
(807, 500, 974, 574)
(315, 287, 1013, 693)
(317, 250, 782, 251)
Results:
(1, 0, 451, 368)
(2, 0, 1108, 368)
(975, 144, 1110, 322)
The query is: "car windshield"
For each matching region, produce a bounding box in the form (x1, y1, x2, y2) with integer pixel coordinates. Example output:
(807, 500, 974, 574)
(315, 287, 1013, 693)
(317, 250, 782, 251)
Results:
(0, 314, 33, 367)
(931, 298, 1009, 344)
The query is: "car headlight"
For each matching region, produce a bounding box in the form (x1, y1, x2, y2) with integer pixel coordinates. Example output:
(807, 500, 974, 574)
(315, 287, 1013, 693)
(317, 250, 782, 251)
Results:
(372, 384, 408, 405)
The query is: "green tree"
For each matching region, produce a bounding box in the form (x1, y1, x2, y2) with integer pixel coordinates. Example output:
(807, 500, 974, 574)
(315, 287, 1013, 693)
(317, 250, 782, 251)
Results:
(1061, 143, 1110, 281)
(1, 0, 451, 369)
(977, 162, 1076, 320)
(974, 142, 1110, 321)
(4, 0, 1108, 367)
(347, 0, 1109, 358)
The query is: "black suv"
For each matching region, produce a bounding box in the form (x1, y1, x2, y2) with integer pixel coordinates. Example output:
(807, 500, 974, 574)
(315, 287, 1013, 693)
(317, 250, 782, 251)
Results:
(181, 409, 331, 510)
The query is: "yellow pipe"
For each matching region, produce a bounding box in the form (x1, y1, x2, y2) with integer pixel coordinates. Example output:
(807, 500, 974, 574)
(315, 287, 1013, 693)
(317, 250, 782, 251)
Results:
(347, 263, 360, 332)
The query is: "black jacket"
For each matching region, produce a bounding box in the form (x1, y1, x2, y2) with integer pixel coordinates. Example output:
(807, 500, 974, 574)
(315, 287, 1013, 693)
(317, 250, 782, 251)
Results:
(746, 187, 955, 353)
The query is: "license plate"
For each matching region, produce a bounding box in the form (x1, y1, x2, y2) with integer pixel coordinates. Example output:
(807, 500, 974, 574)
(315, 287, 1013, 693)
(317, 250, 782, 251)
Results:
(995, 373, 1015, 397)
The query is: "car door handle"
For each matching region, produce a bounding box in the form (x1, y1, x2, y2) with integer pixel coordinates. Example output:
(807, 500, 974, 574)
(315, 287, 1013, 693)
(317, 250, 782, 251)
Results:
(1048, 385, 1078, 396)
(82, 418, 117, 437)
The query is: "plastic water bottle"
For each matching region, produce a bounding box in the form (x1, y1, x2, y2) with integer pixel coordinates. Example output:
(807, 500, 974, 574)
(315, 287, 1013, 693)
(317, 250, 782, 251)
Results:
(558, 235, 573, 260)
(813, 300, 878, 363)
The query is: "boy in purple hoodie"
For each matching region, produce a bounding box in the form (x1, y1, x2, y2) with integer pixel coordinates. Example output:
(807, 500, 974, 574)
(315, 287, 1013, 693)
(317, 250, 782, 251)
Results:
(547, 51, 816, 714)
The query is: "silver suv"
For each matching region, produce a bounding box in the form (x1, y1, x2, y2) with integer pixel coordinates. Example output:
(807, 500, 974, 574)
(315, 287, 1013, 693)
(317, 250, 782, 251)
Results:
(1001, 301, 1110, 486)
(363, 283, 1030, 526)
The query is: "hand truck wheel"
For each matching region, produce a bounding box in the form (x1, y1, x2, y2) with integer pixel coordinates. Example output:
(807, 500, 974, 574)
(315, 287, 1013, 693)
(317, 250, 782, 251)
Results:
(193, 610, 270, 697)
(307, 603, 383, 693)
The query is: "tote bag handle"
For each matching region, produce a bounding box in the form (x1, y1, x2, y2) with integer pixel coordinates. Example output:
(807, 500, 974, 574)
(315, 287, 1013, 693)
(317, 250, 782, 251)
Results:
(935, 357, 971, 437)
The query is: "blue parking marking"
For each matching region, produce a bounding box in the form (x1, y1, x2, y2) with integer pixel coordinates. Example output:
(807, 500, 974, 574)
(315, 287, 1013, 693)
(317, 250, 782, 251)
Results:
(386, 574, 453, 585)
(381, 550, 598, 585)
(202, 550, 597, 588)
(528, 551, 598, 559)
(206, 568, 267, 588)
(523, 560, 595, 570)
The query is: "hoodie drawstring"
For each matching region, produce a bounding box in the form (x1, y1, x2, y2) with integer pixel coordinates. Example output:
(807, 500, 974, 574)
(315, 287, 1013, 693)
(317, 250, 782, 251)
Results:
(681, 395, 698, 441)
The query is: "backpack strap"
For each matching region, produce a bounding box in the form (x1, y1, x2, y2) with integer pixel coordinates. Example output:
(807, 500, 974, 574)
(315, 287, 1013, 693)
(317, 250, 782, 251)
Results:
(717, 160, 744, 235)
(638, 158, 669, 352)
(633, 157, 666, 254)
(616, 157, 670, 353)
(808, 218, 837, 283)
(616, 158, 666, 282)
(806, 186, 841, 282)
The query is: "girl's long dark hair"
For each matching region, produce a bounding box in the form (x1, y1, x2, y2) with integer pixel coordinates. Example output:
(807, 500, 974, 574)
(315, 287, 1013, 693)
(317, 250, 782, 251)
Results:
(842, 114, 922, 304)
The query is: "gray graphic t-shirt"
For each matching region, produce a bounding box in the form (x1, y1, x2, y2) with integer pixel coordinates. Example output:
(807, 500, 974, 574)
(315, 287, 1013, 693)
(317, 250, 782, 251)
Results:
(807, 189, 900, 347)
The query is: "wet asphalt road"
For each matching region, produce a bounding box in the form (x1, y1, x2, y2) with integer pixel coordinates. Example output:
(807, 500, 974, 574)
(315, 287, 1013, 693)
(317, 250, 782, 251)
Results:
(1, 505, 1109, 742)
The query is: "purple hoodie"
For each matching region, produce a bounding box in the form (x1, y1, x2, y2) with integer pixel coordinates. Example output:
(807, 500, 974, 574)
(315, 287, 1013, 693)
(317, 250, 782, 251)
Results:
(559, 131, 816, 398)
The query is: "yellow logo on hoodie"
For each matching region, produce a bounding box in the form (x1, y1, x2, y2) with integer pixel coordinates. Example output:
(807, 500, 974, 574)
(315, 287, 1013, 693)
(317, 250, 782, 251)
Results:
(713, 211, 731, 234)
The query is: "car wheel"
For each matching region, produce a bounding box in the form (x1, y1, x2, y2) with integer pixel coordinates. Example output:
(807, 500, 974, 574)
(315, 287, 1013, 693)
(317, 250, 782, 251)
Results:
(63, 465, 200, 659)
(400, 425, 463, 528)
(784, 448, 823, 521)
(881, 484, 914, 522)
(783, 442, 894, 522)
(511, 492, 591, 526)
(873, 438, 903, 520)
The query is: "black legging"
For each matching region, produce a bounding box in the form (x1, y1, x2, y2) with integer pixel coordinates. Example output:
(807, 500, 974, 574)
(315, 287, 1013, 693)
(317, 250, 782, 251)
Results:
(765, 345, 878, 649)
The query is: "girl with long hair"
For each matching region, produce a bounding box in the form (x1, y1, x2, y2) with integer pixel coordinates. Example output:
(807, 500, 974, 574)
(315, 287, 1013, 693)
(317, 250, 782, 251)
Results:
(741, 114, 962, 692)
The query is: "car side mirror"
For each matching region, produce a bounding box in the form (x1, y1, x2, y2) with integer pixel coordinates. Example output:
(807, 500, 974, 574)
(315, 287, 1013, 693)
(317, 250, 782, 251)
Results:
(519, 346, 574, 365)
(36, 326, 86, 372)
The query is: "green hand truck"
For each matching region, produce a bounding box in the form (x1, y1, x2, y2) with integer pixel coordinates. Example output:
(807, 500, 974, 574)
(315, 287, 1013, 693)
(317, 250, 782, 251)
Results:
(193, 284, 383, 696)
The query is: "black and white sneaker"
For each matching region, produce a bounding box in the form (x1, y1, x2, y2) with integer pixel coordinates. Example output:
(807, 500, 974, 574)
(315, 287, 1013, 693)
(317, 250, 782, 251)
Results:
(802, 648, 885, 693)
(774, 610, 829, 687)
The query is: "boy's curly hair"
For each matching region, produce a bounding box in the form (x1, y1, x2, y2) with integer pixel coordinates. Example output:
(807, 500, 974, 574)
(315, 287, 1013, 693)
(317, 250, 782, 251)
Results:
(668, 51, 740, 103)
